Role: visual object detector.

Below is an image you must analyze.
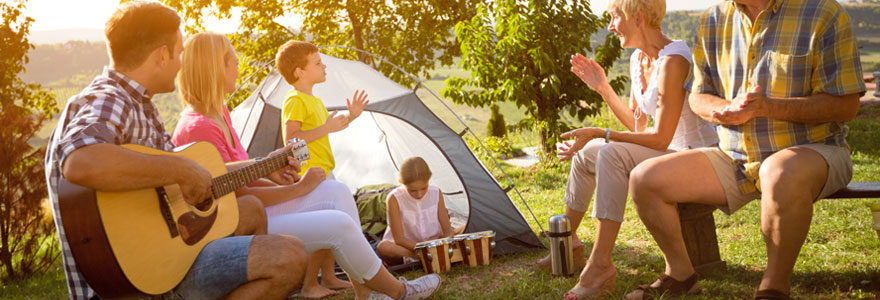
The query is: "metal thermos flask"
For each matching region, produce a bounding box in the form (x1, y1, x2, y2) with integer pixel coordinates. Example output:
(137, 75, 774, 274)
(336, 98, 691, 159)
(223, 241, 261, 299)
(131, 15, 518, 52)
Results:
(548, 214, 574, 276)
(874, 72, 880, 98)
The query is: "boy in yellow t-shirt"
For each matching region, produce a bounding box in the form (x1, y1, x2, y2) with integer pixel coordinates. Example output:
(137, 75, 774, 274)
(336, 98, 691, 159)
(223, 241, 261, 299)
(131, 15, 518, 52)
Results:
(277, 41, 368, 176)
(275, 41, 369, 298)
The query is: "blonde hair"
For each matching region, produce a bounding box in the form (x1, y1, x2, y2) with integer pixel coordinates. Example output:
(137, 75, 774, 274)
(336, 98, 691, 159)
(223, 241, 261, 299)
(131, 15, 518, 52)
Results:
(276, 40, 319, 85)
(608, 0, 666, 29)
(177, 32, 233, 118)
(398, 157, 432, 185)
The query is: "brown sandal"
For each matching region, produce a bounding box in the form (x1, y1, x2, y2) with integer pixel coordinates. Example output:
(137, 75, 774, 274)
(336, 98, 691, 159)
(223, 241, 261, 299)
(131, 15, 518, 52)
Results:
(754, 289, 791, 300)
(630, 273, 701, 300)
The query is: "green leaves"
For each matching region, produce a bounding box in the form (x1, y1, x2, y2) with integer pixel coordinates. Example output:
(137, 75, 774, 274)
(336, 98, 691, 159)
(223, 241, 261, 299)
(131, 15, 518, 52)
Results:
(443, 0, 624, 155)
(0, 0, 56, 118)
(164, 0, 482, 109)
(0, 0, 59, 283)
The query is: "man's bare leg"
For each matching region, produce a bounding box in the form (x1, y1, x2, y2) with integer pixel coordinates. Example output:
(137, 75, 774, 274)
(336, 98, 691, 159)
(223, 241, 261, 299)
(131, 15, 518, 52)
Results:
(757, 147, 827, 293)
(235, 195, 267, 236)
(226, 235, 307, 299)
(625, 150, 728, 299)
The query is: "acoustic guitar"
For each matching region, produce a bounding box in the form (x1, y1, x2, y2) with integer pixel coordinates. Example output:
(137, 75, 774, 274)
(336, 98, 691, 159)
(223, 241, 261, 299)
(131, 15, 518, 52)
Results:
(58, 139, 309, 298)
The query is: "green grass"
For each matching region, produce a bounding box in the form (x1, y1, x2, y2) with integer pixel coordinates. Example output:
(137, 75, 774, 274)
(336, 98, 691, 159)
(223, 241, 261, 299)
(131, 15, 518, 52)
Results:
(330, 102, 880, 300)
(11, 63, 880, 300)
(0, 261, 67, 299)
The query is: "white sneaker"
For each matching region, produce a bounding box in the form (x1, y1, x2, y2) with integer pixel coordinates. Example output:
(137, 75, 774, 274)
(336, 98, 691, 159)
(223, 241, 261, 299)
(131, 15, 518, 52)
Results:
(401, 274, 442, 300)
(366, 291, 394, 300)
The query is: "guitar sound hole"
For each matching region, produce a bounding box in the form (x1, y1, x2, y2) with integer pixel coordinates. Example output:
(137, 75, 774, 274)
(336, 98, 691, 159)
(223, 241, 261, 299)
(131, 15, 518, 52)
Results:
(194, 198, 213, 212)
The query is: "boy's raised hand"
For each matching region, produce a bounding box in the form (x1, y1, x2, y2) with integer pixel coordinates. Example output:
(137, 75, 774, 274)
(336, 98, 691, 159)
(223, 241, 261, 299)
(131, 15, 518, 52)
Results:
(346, 90, 370, 121)
(325, 110, 349, 133)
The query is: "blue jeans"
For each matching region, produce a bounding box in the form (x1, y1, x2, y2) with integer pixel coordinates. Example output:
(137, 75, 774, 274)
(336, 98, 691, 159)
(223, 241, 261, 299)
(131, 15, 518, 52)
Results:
(172, 235, 253, 300)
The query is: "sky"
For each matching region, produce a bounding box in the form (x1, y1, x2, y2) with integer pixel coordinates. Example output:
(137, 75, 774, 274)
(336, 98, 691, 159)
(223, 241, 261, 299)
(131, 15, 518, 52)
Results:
(22, 0, 716, 32)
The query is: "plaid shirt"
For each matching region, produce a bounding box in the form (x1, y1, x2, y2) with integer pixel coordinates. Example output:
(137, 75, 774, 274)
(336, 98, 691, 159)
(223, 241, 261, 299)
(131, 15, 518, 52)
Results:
(691, 0, 866, 194)
(44, 67, 174, 300)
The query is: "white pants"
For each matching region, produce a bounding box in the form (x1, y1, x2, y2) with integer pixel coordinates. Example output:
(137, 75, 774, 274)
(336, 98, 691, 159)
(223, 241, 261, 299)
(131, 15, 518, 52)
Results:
(265, 179, 379, 283)
(267, 210, 381, 283)
(563, 140, 674, 222)
(265, 179, 360, 227)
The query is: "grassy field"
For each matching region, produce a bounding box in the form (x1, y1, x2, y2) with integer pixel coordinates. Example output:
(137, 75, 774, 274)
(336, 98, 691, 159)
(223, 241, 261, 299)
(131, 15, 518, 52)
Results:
(10, 43, 880, 299)
(8, 102, 879, 299)
(347, 105, 880, 300)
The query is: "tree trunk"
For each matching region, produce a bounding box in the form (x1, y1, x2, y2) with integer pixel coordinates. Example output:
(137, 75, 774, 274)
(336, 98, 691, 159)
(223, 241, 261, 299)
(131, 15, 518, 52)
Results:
(538, 127, 554, 157)
(534, 94, 556, 157)
(0, 233, 15, 282)
(346, 0, 367, 63)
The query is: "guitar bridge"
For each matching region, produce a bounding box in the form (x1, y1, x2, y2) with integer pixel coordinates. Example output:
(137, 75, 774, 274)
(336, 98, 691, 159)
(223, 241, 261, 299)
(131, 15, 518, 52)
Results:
(156, 187, 179, 238)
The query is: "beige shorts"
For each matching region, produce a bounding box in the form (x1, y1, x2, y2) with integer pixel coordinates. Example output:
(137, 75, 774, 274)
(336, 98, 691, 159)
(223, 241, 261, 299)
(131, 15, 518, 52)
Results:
(699, 144, 853, 214)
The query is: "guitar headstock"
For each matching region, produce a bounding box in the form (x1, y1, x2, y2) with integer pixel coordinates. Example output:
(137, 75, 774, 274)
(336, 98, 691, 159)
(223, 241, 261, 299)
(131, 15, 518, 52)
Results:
(287, 138, 310, 162)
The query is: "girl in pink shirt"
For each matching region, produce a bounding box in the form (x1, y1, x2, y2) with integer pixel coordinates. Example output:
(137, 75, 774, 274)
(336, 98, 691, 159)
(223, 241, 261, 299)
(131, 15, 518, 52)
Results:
(172, 106, 248, 162)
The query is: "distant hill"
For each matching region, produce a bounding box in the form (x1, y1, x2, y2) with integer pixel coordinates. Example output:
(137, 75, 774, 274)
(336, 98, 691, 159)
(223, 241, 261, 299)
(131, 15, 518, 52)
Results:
(22, 40, 181, 145)
(29, 28, 104, 45)
(21, 41, 108, 87)
(660, 3, 880, 43)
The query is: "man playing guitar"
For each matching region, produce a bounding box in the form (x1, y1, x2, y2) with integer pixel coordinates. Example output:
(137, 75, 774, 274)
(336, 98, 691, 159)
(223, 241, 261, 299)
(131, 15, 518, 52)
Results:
(44, 1, 308, 299)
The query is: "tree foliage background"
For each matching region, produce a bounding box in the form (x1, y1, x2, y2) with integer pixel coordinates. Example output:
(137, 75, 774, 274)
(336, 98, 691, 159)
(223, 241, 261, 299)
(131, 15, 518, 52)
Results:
(0, 0, 59, 283)
(443, 0, 625, 155)
(161, 0, 484, 109)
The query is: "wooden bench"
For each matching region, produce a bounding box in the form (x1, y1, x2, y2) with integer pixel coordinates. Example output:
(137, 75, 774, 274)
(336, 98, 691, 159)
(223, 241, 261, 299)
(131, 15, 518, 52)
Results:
(679, 181, 880, 274)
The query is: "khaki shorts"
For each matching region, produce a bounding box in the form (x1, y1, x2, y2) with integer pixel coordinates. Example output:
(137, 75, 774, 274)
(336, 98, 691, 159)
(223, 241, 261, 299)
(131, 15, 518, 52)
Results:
(699, 144, 853, 214)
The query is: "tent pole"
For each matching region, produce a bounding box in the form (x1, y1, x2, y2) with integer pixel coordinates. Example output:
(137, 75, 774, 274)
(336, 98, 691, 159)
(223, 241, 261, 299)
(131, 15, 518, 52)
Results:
(459, 127, 547, 236)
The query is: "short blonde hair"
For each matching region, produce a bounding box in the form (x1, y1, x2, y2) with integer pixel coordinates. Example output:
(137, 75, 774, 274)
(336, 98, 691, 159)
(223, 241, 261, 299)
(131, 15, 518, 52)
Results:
(177, 32, 233, 118)
(398, 157, 432, 185)
(608, 0, 666, 29)
(276, 40, 319, 85)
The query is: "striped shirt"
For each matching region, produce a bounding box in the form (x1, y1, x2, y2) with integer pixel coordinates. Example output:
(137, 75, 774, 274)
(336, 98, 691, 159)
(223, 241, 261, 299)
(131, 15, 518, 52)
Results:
(691, 0, 866, 194)
(44, 67, 173, 299)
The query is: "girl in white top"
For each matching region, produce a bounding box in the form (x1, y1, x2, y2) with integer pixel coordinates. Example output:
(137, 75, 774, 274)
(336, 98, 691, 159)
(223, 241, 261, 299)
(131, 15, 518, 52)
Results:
(547, 0, 718, 299)
(377, 157, 454, 261)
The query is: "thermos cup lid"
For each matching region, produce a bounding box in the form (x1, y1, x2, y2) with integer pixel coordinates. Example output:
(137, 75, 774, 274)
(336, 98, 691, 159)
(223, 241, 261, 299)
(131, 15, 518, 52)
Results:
(549, 214, 571, 233)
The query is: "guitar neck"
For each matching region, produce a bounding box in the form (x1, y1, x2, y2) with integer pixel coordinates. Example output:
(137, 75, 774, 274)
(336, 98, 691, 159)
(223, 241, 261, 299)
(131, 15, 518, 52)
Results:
(211, 153, 291, 198)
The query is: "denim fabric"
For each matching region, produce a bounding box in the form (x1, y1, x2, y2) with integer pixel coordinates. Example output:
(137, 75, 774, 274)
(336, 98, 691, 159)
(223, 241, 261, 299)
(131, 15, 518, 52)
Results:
(173, 235, 253, 300)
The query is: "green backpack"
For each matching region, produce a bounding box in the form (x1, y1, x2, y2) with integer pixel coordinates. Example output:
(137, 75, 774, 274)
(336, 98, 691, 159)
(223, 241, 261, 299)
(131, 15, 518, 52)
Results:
(354, 184, 398, 241)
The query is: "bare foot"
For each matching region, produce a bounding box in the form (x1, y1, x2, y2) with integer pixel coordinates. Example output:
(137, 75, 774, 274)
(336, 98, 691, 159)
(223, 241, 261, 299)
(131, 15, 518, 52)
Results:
(322, 276, 353, 290)
(301, 283, 339, 299)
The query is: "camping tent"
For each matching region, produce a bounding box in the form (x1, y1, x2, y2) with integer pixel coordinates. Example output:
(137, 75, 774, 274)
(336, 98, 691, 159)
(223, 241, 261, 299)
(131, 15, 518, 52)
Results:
(230, 52, 544, 254)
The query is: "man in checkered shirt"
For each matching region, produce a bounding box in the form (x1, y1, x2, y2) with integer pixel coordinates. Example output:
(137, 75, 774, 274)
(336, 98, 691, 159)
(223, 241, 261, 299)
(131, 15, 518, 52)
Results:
(44, 1, 307, 299)
(624, 0, 866, 299)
